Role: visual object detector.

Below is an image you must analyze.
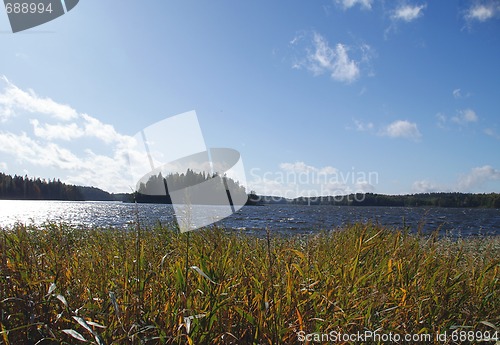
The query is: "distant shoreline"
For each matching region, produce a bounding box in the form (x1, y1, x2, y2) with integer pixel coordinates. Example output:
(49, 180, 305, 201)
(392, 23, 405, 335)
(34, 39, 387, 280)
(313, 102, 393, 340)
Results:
(1, 172, 499, 208)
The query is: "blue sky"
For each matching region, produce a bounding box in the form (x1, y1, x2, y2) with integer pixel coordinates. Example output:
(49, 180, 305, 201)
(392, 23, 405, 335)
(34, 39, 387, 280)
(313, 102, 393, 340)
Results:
(1, 0, 499, 196)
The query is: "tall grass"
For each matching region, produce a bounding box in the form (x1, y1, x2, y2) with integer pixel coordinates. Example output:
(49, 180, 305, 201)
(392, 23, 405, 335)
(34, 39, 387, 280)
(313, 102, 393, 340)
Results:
(1, 222, 498, 344)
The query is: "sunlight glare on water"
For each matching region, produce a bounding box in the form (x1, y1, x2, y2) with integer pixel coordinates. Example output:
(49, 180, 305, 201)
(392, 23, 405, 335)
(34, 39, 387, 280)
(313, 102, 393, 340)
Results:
(0, 200, 499, 237)
(0, 200, 175, 228)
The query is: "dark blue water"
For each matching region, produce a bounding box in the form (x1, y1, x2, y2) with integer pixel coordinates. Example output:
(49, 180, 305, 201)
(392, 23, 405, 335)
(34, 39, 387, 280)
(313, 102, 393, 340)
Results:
(0, 200, 499, 237)
(223, 204, 500, 237)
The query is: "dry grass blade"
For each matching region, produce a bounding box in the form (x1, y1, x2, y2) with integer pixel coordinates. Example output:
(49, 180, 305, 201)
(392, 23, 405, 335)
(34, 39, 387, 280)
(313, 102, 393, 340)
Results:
(72, 316, 98, 336)
(108, 291, 120, 319)
(86, 321, 106, 329)
(190, 265, 218, 284)
(46, 282, 56, 297)
(61, 329, 88, 342)
(72, 316, 105, 345)
(55, 294, 68, 307)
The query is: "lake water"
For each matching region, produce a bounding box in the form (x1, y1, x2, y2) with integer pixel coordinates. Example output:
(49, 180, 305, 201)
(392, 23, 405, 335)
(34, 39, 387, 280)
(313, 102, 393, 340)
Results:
(0, 200, 499, 237)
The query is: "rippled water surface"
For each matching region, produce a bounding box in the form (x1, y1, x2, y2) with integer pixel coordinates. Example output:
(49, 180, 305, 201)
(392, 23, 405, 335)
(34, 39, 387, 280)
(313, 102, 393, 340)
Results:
(1, 200, 499, 237)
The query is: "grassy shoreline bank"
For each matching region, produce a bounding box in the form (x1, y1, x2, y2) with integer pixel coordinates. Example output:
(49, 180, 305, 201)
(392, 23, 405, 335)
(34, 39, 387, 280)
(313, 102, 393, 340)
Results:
(1, 223, 499, 344)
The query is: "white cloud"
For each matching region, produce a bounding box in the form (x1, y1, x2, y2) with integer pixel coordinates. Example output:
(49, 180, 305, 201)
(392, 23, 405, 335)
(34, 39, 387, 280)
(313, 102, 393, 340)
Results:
(465, 3, 500, 22)
(322, 181, 349, 195)
(382, 120, 422, 140)
(414, 165, 500, 193)
(484, 128, 500, 139)
(458, 165, 500, 191)
(30, 119, 84, 141)
(64, 149, 132, 193)
(359, 43, 375, 64)
(335, 0, 373, 10)
(436, 113, 448, 129)
(437, 109, 478, 129)
(247, 177, 295, 198)
(29, 114, 133, 148)
(452, 88, 470, 98)
(319, 166, 339, 175)
(355, 181, 375, 193)
(385, 3, 426, 38)
(352, 119, 374, 131)
(412, 180, 446, 193)
(0, 130, 134, 192)
(322, 180, 375, 195)
(15, 53, 29, 60)
(483, 128, 494, 136)
(330, 44, 360, 82)
(310, 33, 359, 82)
(249, 163, 377, 197)
(0, 132, 82, 170)
(0, 76, 78, 121)
(279, 161, 338, 175)
(294, 32, 368, 83)
(0, 78, 137, 193)
(391, 4, 426, 22)
(352, 119, 421, 139)
(0, 162, 7, 171)
(451, 108, 478, 125)
(81, 113, 132, 146)
(280, 161, 318, 173)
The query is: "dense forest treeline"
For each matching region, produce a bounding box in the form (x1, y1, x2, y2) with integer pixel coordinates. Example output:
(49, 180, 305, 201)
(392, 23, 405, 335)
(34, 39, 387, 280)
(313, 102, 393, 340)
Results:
(134, 170, 247, 205)
(0, 173, 126, 201)
(1, 172, 499, 208)
(0, 172, 84, 200)
(289, 192, 500, 208)
(0, 171, 248, 204)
